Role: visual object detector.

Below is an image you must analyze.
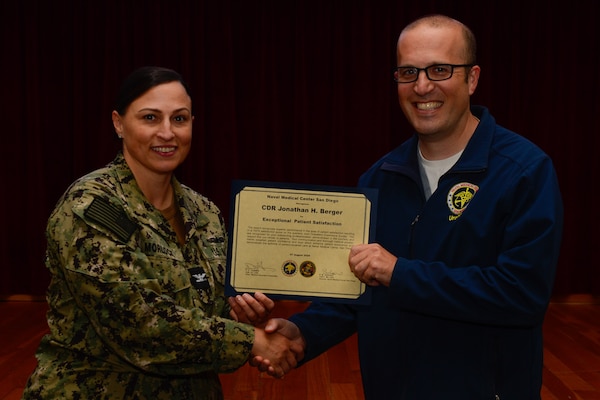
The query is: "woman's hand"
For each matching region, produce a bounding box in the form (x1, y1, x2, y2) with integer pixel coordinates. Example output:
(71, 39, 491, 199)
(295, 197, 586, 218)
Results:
(228, 291, 275, 327)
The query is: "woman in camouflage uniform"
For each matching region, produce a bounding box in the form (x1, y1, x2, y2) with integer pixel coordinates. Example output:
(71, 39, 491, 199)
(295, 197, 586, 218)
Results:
(22, 66, 300, 399)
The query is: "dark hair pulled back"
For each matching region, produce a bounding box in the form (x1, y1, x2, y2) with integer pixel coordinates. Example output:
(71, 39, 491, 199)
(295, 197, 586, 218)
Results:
(113, 66, 192, 115)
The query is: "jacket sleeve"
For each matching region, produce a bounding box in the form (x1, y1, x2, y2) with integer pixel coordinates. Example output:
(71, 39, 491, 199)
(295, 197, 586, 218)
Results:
(289, 301, 357, 363)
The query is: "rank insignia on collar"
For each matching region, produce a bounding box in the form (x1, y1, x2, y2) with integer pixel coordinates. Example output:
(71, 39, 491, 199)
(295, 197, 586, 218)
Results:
(189, 267, 210, 290)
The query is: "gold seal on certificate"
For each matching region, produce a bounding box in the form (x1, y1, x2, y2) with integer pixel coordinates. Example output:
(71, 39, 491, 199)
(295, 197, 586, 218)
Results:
(226, 180, 377, 304)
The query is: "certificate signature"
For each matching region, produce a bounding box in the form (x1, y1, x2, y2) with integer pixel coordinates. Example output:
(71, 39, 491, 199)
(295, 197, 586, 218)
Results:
(244, 261, 277, 277)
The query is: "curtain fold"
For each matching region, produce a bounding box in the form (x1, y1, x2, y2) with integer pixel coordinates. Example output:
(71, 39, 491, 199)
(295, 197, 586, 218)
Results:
(1, 0, 598, 297)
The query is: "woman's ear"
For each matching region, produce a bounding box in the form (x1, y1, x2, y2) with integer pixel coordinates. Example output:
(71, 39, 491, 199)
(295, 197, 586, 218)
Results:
(112, 110, 123, 138)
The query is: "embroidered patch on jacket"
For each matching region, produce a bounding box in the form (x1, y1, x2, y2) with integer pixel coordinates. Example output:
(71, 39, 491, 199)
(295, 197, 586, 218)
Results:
(189, 267, 210, 290)
(446, 182, 479, 218)
(85, 197, 137, 243)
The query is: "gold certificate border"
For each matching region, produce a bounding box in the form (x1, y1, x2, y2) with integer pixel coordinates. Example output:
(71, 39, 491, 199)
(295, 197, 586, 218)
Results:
(226, 182, 376, 303)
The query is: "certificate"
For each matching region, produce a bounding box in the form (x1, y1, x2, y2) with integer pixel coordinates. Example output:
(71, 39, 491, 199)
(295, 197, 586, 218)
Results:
(226, 180, 377, 304)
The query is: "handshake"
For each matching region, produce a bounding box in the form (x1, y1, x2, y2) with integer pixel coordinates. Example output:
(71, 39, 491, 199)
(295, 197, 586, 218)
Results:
(226, 243, 395, 378)
(228, 292, 305, 379)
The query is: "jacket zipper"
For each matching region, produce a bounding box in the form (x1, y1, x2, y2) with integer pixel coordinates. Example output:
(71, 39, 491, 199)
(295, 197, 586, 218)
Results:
(409, 214, 420, 258)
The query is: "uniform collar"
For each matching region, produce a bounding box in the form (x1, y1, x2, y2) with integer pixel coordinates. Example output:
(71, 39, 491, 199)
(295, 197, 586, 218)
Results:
(110, 152, 209, 239)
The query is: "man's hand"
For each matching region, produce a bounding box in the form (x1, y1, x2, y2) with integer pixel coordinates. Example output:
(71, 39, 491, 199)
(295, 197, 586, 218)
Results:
(250, 318, 306, 378)
(349, 243, 397, 287)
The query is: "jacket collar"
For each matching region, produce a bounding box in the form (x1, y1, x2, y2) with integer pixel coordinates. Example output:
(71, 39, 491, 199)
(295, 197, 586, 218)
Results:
(381, 105, 494, 176)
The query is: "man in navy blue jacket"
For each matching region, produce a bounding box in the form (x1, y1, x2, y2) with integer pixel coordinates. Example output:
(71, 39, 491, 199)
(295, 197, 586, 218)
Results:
(250, 14, 563, 399)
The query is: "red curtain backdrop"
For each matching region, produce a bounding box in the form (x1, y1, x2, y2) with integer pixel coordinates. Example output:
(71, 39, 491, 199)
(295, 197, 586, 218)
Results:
(1, 1, 598, 297)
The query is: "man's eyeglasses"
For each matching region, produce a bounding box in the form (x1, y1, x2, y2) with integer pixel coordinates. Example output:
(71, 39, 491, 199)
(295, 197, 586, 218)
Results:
(393, 64, 474, 83)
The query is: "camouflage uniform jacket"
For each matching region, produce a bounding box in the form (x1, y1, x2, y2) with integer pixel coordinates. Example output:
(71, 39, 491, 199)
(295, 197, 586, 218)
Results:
(23, 153, 253, 400)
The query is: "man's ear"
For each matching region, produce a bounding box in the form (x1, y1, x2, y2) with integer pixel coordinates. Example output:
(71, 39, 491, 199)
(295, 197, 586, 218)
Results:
(468, 65, 481, 95)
